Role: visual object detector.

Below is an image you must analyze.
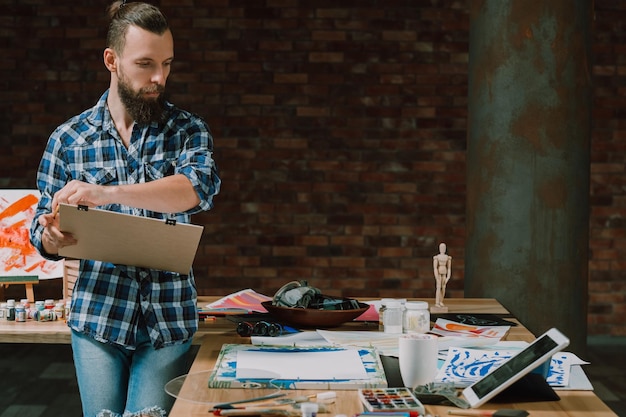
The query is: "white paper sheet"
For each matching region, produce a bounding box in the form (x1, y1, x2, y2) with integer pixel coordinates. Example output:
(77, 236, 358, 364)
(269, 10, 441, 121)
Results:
(236, 348, 368, 380)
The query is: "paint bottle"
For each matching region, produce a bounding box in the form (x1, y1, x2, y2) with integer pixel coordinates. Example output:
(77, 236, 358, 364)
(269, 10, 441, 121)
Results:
(15, 303, 26, 322)
(301, 402, 319, 417)
(403, 301, 430, 334)
(35, 300, 45, 311)
(65, 300, 71, 321)
(378, 298, 393, 332)
(27, 308, 40, 321)
(38, 308, 58, 322)
(383, 300, 403, 334)
(44, 299, 55, 310)
(54, 302, 65, 320)
(0, 302, 6, 320)
(6, 299, 16, 321)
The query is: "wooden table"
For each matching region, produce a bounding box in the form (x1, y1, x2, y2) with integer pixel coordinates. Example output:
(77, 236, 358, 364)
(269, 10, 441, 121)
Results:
(0, 296, 236, 344)
(168, 298, 618, 417)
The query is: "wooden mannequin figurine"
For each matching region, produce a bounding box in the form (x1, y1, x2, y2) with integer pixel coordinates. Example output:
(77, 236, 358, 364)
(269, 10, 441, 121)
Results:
(432, 242, 451, 312)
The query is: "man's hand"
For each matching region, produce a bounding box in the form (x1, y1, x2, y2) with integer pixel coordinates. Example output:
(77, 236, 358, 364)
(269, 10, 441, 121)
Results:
(39, 211, 77, 255)
(51, 180, 109, 209)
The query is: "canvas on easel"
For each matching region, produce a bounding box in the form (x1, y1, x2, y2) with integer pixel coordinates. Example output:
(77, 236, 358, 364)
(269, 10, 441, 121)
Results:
(1, 190, 64, 300)
(0, 189, 64, 279)
(58, 204, 204, 274)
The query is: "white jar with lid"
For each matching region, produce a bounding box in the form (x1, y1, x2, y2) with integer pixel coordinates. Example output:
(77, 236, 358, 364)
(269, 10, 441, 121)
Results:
(383, 300, 403, 334)
(403, 301, 430, 334)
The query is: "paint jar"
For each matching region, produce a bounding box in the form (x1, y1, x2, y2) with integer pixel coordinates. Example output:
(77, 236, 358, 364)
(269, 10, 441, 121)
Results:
(35, 301, 45, 311)
(27, 308, 40, 321)
(0, 302, 6, 320)
(15, 303, 26, 322)
(65, 300, 71, 321)
(301, 402, 319, 417)
(38, 309, 58, 322)
(44, 299, 55, 310)
(383, 300, 403, 334)
(403, 301, 430, 334)
(54, 302, 65, 320)
(6, 299, 16, 321)
(378, 298, 394, 332)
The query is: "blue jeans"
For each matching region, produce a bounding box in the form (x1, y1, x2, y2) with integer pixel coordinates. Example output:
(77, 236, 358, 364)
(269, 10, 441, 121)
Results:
(71, 324, 192, 417)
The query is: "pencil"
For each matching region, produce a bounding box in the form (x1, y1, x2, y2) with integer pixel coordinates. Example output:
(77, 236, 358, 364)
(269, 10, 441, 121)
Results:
(53, 204, 60, 218)
(214, 409, 290, 417)
(448, 410, 529, 417)
(213, 393, 286, 409)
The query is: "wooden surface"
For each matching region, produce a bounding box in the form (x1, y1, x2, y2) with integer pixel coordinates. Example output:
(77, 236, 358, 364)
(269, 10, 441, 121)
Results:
(0, 296, 616, 415)
(169, 298, 617, 417)
(0, 296, 514, 344)
(0, 295, 234, 344)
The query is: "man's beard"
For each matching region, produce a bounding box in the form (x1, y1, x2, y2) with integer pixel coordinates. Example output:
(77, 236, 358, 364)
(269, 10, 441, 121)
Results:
(118, 76, 167, 125)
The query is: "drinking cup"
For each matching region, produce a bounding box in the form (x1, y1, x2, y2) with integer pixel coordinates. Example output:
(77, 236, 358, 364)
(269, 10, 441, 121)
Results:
(398, 334, 438, 388)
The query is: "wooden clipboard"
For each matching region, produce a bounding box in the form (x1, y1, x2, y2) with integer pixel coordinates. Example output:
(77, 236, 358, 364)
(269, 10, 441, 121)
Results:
(58, 204, 204, 274)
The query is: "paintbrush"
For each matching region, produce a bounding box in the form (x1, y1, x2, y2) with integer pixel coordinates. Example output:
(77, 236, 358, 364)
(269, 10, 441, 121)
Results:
(448, 409, 529, 417)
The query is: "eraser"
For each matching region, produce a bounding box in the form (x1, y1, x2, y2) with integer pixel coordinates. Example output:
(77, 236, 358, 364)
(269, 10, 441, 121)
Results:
(317, 391, 337, 401)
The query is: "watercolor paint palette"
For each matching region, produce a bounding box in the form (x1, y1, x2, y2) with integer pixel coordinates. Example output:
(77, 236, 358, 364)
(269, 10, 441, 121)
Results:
(358, 388, 425, 415)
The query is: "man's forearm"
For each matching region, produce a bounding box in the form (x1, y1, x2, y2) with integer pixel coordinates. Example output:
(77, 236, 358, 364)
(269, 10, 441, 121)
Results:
(105, 174, 201, 213)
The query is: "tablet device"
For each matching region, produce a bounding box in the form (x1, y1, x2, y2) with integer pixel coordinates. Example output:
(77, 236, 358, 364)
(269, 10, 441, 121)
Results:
(462, 327, 569, 408)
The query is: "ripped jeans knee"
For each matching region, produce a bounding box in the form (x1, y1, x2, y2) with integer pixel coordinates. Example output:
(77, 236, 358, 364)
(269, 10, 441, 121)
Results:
(95, 406, 166, 417)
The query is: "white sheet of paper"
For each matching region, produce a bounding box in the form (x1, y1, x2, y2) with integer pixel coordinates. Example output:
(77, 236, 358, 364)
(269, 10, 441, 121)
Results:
(236, 349, 368, 380)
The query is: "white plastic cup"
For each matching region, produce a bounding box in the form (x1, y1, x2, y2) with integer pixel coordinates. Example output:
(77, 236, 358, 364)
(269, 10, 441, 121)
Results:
(398, 334, 438, 388)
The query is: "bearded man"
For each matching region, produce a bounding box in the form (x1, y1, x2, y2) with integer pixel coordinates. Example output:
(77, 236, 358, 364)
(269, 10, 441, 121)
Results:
(29, 2, 220, 416)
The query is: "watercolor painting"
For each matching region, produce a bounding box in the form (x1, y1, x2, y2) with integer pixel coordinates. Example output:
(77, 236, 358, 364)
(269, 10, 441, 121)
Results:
(208, 344, 388, 389)
(436, 345, 571, 388)
(0, 189, 63, 279)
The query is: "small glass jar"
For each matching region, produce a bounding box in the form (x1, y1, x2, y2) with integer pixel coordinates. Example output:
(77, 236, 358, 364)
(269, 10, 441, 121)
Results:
(378, 298, 394, 331)
(6, 299, 16, 321)
(54, 302, 65, 320)
(383, 300, 403, 334)
(15, 303, 26, 322)
(403, 301, 430, 334)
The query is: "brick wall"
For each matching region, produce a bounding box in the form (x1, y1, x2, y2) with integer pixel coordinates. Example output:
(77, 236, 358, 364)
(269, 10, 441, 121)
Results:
(1, 1, 624, 336)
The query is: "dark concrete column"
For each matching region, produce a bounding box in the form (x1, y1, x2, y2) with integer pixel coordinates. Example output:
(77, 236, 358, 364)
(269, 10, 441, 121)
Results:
(465, 1, 592, 355)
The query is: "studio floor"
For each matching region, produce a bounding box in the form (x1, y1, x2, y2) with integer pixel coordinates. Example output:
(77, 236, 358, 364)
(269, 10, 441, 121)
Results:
(0, 337, 624, 417)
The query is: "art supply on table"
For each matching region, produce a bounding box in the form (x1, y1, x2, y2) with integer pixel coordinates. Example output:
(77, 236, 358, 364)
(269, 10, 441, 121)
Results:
(6, 299, 15, 321)
(300, 402, 318, 417)
(213, 408, 292, 416)
(209, 344, 387, 390)
(358, 388, 425, 416)
(403, 301, 430, 334)
(212, 392, 287, 410)
(448, 409, 529, 417)
(15, 302, 26, 322)
(378, 298, 393, 331)
(382, 300, 403, 334)
(224, 392, 335, 410)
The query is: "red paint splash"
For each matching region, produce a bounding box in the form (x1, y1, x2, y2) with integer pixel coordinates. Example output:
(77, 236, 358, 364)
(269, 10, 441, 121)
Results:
(0, 193, 56, 274)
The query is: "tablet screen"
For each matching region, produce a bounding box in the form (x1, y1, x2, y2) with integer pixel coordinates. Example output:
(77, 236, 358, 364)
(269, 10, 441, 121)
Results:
(471, 334, 557, 399)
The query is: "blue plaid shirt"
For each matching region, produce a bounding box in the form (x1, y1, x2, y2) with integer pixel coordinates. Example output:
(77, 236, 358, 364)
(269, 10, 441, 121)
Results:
(30, 90, 220, 349)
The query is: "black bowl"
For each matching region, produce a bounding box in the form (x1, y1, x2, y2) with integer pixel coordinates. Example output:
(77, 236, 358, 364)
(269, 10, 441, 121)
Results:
(261, 300, 370, 328)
